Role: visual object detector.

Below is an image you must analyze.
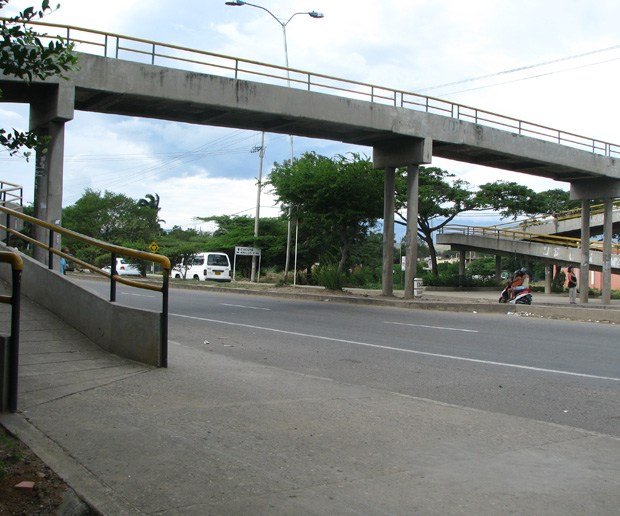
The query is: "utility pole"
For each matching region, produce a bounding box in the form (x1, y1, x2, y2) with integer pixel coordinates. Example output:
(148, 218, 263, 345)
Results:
(250, 132, 265, 282)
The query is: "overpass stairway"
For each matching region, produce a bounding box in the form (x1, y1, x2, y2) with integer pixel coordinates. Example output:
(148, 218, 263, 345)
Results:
(436, 225, 620, 274)
(492, 200, 620, 238)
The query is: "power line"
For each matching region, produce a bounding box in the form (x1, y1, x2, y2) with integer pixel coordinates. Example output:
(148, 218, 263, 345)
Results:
(442, 56, 620, 97)
(418, 43, 620, 93)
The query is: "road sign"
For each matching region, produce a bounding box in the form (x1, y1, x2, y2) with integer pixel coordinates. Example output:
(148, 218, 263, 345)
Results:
(149, 242, 159, 253)
(235, 246, 260, 256)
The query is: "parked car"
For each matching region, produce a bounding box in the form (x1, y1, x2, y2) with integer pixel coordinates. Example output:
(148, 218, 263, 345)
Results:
(101, 258, 142, 276)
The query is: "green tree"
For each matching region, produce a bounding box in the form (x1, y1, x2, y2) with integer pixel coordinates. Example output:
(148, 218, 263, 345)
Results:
(196, 215, 289, 274)
(395, 166, 480, 276)
(0, 1, 77, 158)
(158, 226, 207, 277)
(268, 152, 384, 273)
(62, 189, 162, 263)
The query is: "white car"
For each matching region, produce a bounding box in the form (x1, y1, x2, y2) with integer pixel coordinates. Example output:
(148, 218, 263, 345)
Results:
(101, 258, 142, 276)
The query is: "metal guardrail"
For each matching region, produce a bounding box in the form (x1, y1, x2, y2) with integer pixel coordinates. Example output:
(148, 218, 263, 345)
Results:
(441, 224, 620, 253)
(0, 181, 23, 206)
(4, 17, 619, 159)
(492, 200, 620, 230)
(0, 204, 171, 367)
(0, 251, 22, 413)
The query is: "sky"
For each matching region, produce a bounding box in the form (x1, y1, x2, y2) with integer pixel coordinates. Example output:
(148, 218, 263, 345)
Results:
(2, 0, 619, 232)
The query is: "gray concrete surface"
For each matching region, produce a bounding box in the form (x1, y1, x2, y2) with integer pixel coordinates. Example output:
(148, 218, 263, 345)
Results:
(0, 245, 164, 366)
(1, 285, 619, 515)
(2, 52, 619, 183)
(436, 231, 620, 274)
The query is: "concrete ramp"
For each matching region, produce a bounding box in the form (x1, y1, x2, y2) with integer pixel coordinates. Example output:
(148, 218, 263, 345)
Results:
(498, 201, 620, 238)
(437, 229, 620, 273)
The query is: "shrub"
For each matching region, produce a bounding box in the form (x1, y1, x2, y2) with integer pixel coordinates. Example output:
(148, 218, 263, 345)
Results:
(314, 263, 346, 290)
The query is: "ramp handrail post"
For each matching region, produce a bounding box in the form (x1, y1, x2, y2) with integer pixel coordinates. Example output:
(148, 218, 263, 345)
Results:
(4, 213, 9, 245)
(160, 269, 169, 368)
(110, 252, 117, 302)
(47, 229, 54, 269)
(8, 266, 22, 412)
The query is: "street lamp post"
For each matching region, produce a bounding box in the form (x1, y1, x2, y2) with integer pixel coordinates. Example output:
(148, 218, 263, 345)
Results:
(225, 0, 324, 281)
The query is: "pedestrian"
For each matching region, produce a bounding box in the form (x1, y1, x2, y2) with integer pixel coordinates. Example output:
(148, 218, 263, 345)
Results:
(566, 266, 577, 304)
(60, 247, 69, 275)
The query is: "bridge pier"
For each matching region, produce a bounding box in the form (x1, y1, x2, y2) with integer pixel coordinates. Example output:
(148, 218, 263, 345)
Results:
(374, 139, 432, 297)
(602, 199, 613, 304)
(544, 265, 553, 294)
(571, 180, 620, 305)
(29, 84, 74, 269)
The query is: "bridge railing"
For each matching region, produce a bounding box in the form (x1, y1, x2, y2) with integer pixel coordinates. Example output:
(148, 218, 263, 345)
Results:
(6, 18, 619, 159)
(0, 181, 23, 206)
(0, 204, 171, 367)
(491, 199, 620, 230)
(440, 224, 620, 253)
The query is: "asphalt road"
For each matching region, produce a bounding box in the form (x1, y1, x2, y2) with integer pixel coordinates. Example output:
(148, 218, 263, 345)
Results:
(76, 278, 620, 437)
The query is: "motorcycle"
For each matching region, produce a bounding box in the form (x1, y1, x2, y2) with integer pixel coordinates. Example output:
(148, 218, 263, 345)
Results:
(499, 285, 532, 305)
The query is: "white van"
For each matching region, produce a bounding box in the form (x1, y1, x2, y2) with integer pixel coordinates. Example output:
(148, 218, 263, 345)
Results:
(172, 252, 232, 282)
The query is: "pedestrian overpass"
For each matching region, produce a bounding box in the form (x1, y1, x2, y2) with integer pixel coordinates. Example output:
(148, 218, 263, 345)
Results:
(1, 19, 619, 302)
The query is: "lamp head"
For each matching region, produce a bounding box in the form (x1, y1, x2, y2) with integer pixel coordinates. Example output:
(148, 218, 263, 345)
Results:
(225, 1, 245, 5)
(308, 11, 324, 18)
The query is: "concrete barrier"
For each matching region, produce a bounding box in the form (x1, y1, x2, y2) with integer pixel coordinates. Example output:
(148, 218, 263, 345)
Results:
(0, 246, 162, 366)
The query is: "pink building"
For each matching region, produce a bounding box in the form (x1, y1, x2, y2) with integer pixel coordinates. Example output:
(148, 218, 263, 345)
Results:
(571, 268, 620, 290)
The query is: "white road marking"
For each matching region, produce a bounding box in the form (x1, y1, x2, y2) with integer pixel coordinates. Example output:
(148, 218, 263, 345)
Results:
(171, 313, 620, 383)
(221, 303, 271, 311)
(123, 293, 155, 298)
(385, 321, 479, 333)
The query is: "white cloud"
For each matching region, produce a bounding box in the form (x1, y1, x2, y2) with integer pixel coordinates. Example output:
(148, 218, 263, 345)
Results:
(157, 173, 280, 229)
(2, 0, 618, 230)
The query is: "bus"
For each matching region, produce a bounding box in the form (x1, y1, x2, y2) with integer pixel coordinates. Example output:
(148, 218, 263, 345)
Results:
(172, 252, 232, 282)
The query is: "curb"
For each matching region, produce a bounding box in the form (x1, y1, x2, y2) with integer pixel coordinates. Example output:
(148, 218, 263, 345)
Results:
(71, 274, 620, 324)
(0, 413, 137, 515)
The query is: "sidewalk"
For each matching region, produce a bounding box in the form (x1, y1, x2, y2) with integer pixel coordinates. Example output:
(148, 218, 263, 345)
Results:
(1, 289, 619, 514)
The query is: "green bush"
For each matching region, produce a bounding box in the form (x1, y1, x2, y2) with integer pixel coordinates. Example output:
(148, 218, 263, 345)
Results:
(314, 263, 346, 290)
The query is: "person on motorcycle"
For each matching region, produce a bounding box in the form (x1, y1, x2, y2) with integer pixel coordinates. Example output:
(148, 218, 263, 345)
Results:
(511, 268, 531, 298)
(509, 269, 524, 298)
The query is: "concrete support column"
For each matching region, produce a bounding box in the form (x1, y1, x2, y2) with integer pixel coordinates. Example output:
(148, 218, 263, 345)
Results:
(579, 200, 591, 304)
(495, 255, 502, 283)
(544, 264, 552, 294)
(459, 250, 466, 283)
(29, 84, 74, 269)
(382, 167, 396, 297)
(404, 165, 419, 298)
(601, 198, 613, 305)
(32, 121, 66, 267)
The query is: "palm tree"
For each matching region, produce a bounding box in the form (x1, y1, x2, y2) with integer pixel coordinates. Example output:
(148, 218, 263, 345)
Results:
(138, 193, 165, 224)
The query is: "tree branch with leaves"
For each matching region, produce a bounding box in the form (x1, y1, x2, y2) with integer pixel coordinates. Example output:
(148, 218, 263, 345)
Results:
(1, 1, 78, 158)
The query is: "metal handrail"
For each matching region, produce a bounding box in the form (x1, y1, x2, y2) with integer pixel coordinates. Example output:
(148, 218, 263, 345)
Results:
(441, 224, 620, 253)
(4, 17, 619, 159)
(493, 199, 620, 229)
(0, 204, 171, 367)
(0, 251, 22, 412)
(0, 181, 23, 207)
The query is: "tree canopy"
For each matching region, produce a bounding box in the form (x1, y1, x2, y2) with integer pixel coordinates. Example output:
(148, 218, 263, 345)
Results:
(1, 1, 77, 158)
(62, 189, 163, 264)
(268, 152, 384, 272)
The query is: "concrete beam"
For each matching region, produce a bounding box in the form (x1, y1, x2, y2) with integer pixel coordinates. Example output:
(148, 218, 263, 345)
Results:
(28, 82, 75, 126)
(570, 179, 620, 200)
(373, 138, 432, 169)
(436, 233, 620, 273)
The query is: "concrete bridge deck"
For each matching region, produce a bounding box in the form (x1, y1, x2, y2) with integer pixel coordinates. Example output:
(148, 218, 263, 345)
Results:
(1, 19, 619, 183)
(437, 229, 620, 274)
(496, 201, 620, 238)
